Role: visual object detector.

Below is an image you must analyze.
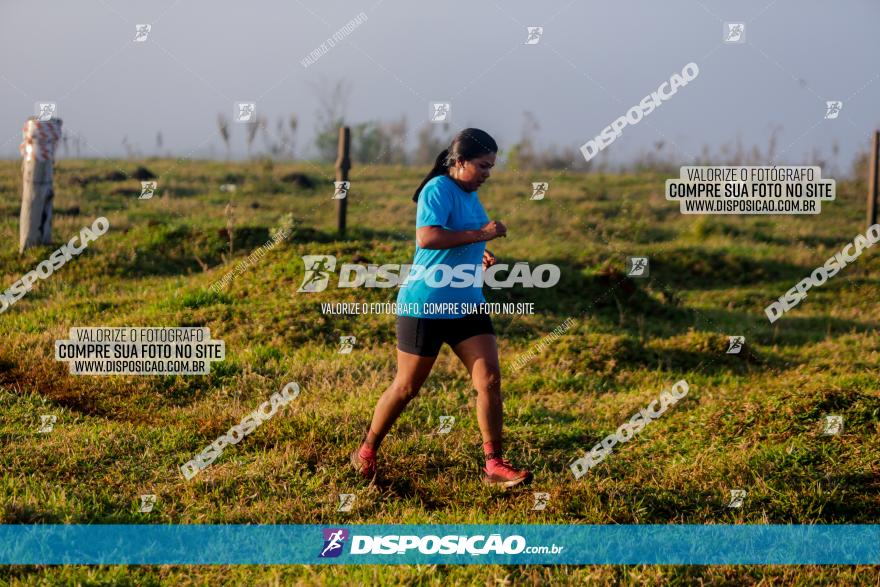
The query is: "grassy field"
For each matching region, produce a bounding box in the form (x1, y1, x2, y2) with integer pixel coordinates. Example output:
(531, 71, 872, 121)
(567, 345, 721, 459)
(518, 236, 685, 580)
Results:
(0, 158, 878, 585)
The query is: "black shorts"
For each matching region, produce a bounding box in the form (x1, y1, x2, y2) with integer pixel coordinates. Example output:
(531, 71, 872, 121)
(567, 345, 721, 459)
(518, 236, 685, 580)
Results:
(396, 313, 495, 357)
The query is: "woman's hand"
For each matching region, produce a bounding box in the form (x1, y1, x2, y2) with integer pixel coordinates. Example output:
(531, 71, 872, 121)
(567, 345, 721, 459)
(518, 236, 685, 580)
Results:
(482, 249, 497, 270)
(480, 220, 507, 241)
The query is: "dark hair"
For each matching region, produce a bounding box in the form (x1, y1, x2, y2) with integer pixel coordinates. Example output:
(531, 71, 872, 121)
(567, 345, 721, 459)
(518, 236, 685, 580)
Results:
(412, 128, 498, 202)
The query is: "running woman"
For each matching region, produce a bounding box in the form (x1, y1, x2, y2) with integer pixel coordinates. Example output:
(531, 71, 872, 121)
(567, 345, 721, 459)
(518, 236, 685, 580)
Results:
(351, 128, 532, 488)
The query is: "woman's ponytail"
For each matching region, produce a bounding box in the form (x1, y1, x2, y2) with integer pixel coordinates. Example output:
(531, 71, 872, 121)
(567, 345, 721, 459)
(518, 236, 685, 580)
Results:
(410, 128, 499, 203)
(412, 148, 451, 202)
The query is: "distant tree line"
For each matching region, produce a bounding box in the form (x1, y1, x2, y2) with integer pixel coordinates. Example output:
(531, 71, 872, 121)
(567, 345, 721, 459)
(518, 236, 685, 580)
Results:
(206, 79, 862, 177)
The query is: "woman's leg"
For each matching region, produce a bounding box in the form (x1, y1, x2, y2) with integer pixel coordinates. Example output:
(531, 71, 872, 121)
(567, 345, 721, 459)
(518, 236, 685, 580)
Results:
(450, 334, 503, 449)
(352, 317, 440, 478)
(361, 348, 437, 451)
(452, 333, 532, 487)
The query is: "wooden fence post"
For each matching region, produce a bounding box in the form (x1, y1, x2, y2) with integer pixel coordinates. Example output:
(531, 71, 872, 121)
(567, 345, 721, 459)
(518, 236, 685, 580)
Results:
(19, 117, 62, 253)
(868, 130, 879, 229)
(335, 126, 350, 237)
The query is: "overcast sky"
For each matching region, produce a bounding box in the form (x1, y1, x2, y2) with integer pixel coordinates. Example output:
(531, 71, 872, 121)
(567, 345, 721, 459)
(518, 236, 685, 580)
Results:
(1, 0, 878, 172)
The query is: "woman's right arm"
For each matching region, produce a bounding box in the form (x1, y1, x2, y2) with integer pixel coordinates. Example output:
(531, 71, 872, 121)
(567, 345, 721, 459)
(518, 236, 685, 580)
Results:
(416, 221, 507, 250)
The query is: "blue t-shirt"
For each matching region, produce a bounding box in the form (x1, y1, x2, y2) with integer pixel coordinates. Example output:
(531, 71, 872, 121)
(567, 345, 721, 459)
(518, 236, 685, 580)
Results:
(396, 175, 490, 318)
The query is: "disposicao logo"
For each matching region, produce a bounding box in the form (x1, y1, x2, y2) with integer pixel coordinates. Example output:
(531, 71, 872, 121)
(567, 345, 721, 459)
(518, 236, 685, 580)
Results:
(297, 255, 560, 292)
(318, 529, 537, 557)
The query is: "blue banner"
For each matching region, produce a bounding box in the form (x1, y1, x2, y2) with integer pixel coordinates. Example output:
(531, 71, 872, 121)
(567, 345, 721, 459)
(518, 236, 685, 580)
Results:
(1, 524, 877, 565)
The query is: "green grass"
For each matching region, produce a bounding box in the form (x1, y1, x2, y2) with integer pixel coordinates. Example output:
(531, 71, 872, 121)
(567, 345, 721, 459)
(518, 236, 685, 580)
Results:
(0, 159, 878, 585)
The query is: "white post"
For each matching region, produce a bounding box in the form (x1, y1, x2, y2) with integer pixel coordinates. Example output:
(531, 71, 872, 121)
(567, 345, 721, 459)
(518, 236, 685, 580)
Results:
(19, 117, 62, 253)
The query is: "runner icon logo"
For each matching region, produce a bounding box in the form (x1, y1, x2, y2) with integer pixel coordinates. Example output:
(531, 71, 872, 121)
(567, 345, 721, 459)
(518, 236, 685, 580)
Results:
(298, 255, 337, 292)
(532, 492, 550, 510)
(139, 494, 156, 513)
(319, 528, 349, 558)
(824, 101, 842, 120)
(140, 181, 157, 199)
(724, 23, 745, 43)
(134, 24, 151, 42)
(332, 181, 350, 200)
(37, 103, 57, 121)
(627, 257, 649, 277)
(531, 182, 548, 200)
(430, 102, 451, 123)
(338, 335, 356, 354)
(437, 415, 455, 434)
(524, 27, 543, 45)
(727, 489, 747, 508)
(726, 336, 744, 354)
(337, 494, 355, 512)
(823, 415, 843, 436)
(37, 415, 57, 433)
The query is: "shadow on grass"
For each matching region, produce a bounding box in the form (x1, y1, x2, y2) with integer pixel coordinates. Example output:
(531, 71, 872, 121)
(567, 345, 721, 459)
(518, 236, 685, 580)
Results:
(1, 503, 63, 524)
(101, 224, 278, 277)
(681, 307, 879, 346)
(100, 223, 417, 279)
(0, 352, 115, 419)
(651, 249, 806, 290)
(0, 348, 228, 418)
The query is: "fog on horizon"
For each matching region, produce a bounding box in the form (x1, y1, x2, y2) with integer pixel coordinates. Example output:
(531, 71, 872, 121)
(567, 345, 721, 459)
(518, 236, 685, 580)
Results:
(1, 0, 878, 176)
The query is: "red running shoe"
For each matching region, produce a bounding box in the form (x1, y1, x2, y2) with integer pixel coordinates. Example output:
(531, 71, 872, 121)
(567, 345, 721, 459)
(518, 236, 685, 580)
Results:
(482, 457, 533, 488)
(350, 447, 377, 481)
